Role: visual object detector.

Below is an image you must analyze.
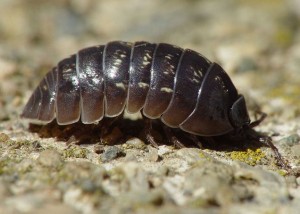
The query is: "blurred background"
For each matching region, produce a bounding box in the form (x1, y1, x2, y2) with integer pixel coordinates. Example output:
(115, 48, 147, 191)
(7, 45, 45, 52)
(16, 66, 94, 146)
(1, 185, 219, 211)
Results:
(0, 1, 300, 213)
(0, 0, 299, 122)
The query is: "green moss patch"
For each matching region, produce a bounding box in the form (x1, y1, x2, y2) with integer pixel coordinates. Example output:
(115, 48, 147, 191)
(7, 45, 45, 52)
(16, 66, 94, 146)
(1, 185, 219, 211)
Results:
(228, 149, 266, 166)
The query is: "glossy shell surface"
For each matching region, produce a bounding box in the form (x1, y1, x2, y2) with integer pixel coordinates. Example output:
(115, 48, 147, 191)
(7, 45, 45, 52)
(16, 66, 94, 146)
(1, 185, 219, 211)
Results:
(22, 41, 249, 136)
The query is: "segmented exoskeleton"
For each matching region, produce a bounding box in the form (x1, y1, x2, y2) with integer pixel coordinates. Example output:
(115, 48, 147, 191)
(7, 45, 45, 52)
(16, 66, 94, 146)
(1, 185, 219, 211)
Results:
(22, 41, 250, 136)
(21, 41, 288, 169)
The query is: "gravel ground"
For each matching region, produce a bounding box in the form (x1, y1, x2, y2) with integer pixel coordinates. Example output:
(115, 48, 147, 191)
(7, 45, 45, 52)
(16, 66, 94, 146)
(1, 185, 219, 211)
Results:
(0, 0, 300, 213)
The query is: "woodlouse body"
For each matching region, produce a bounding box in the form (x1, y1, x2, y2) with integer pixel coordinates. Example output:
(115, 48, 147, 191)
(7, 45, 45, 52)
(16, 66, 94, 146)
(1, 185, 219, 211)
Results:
(22, 41, 251, 137)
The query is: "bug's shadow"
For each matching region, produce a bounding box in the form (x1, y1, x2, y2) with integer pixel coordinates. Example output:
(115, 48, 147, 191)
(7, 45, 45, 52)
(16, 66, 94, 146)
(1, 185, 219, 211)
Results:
(29, 118, 265, 152)
(198, 133, 265, 152)
(29, 118, 144, 145)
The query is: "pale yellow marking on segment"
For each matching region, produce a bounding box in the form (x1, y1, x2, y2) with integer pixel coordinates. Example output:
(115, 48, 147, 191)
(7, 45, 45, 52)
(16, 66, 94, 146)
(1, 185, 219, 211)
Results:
(160, 87, 173, 93)
(138, 82, 149, 88)
(116, 82, 126, 90)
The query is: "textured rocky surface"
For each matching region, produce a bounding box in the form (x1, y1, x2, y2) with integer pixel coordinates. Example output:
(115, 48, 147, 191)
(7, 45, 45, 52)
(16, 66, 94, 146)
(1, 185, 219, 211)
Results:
(0, 0, 300, 213)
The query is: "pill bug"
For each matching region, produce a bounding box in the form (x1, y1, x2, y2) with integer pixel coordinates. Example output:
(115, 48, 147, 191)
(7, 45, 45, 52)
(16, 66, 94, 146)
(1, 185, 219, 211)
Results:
(21, 41, 287, 168)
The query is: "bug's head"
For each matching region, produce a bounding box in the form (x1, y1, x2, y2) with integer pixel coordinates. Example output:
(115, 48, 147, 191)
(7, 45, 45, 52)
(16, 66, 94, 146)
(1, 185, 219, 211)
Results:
(229, 95, 250, 130)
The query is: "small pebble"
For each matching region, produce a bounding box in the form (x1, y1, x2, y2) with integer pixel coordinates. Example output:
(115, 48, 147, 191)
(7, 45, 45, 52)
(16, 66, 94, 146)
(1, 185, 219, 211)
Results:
(279, 134, 300, 146)
(37, 150, 63, 168)
(285, 176, 297, 188)
(0, 182, 11, 200)
(0, 58, 16, 79)
(5, 194, 44, 213)
(145, 145, 159, 162)
(125, 137, 146, 149)
(176, 148, 205, 165)
(16, 158, 35, 172)
(0, 133, 10, 142)
(296, 177, 300, 186)
(157, 145, 173, 156)
(121, 162, 149, 192)
(33, 203, 78, 214)
(291, 144, 300, 158)
(101, 146, 125, 162)
(236, 57, 258, 73)
(123, 151, 138, 162)
(80, 179, 98, 193)
(117, 189, 164, 207)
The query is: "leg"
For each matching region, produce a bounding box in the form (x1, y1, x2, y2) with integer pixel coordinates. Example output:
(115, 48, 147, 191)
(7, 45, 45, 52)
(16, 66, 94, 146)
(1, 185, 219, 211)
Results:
(249, 111, 267, 128)
(142, 116, 159, 148)
(184, 133, 203, 149)
(100, 113, 124, 143)
(162, 125, 185, 148)
(247, 112, 289, 169)
(259, 136, 289, 169)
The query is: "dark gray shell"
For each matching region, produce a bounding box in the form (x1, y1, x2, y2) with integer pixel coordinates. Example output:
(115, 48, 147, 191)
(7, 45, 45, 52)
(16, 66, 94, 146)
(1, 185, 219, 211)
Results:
(22, 41, 250, 136)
